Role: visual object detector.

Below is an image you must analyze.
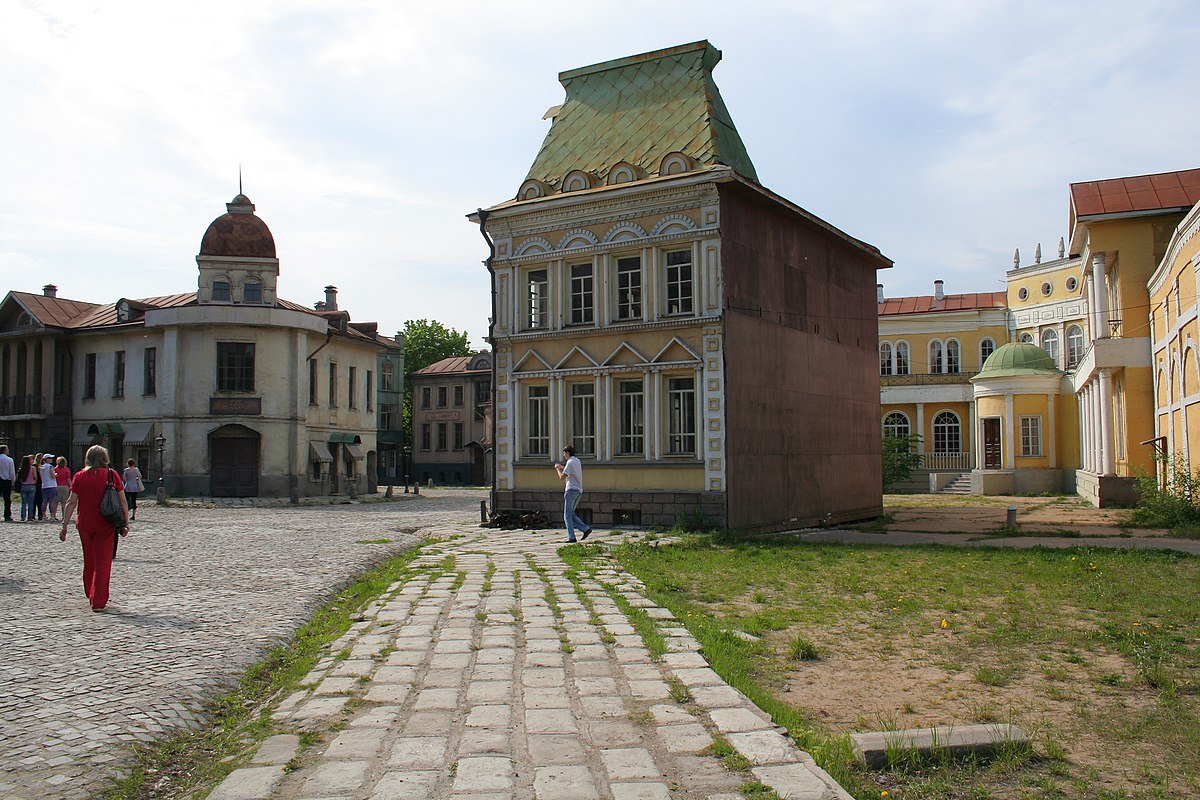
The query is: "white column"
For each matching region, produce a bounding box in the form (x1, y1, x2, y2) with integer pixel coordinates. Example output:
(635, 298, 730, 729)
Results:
(1004, 394, 1015, 469)
(649, 369, 661, 461)
(1081, 385, 1092, 472)
(967, 400, 976, 470)
(915, 403, 926, 466)
(1046, 393, 1056, 467)
(1085, 274, 1098, 342)
(1099, 369, 1115, 475)
(1094, 254, 1110, 339)
(603, 374, 614, 459)
(549, 376, 562, 454)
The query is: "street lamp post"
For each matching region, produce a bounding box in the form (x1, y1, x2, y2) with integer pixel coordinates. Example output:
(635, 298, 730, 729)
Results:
(402, 445, 411, 494)
(155, 433, 166, 503)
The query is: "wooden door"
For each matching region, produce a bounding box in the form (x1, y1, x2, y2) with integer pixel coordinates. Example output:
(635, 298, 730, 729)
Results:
(983, 418, 1002, 469)
(211, 437, 258, 497)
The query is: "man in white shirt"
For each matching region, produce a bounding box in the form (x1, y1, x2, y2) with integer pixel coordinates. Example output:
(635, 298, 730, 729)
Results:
(0, 445, 14, 522)
(554, 445, 591, 543)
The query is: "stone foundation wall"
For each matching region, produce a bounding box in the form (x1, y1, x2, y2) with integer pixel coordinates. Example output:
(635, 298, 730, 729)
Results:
(494, 489, 727, 529)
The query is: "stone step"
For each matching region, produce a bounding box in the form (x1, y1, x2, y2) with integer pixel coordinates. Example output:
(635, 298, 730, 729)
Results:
(850, 724, 1028, 769)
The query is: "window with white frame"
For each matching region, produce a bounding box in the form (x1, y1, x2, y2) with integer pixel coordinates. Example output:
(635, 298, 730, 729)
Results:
(880, 342, 893, 376)
(527, 269, 548, 329)
(664, 249, 693, 315)
(1041, 329, 1059, 365)
(569, 383, 595, 455)
(667, 377, 696, 454)
(929, 340, 944, 374)
(1020, 416, 1042, 456)
(882, 411, 910, 440)
(1066, 325, 1085, 368)
(527, 385, 549, 456)
(1019, 332, 1034, 344)
(980, 337, 995, 366)
(616, 256, 642, 320)
(945, 339, 960, 373)
(895, 341, 910, 375)
(932, 411, 961, 453)
(617, 379, 644, 455)
(569, 263, 594, 325)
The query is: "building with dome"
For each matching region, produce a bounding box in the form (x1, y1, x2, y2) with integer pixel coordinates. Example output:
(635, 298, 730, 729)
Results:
(471, 42, 892, 531)
(879, 166, 1200, 506)
(0, 192, 403, 499)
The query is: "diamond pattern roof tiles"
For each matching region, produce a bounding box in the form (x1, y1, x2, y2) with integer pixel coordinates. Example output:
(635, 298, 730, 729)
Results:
(524, 41, 758, 190)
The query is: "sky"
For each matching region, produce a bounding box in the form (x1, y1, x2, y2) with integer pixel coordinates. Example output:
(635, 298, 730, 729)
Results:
(4, 1, 1198, 349)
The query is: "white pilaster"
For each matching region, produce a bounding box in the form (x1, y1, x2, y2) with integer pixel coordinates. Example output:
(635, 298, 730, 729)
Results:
(1046, 393, 1056, 467)
(967, 400, 976, 468)
(1004, 394, 1015, 469)
(915, 403, 925, 460)
(1094, 254, 1110, 339)
(1099, 369, 1115, 475)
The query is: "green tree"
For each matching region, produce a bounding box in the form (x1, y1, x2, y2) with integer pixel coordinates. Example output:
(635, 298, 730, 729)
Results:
(401, 319, 472, 440)
(882, 433, 923, 491)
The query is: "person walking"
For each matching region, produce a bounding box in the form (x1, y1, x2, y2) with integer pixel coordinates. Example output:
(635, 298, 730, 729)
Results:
(39, 454, 58, 521)
(121, 459, 143, 522)
(554, 445, 591, 543)
(59, 445, 130, 613)
(32, 452, 45, 520)
(53, 457, 71, 518)
(0, 445, 14, 522)
(17, 455, 36, 522)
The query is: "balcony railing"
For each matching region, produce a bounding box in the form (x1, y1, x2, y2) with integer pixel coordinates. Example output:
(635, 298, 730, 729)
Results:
(881, 372, 977, 387)
(920, 451, 971, 471)
(0, 394, 44, 416)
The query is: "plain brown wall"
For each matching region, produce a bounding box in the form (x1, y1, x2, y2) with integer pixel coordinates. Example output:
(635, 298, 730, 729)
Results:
(719, 183, 886, 531)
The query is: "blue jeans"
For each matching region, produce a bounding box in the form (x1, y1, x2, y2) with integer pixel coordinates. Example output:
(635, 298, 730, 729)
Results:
(20, 484, 35, 521)
(564, 489, 589, 542)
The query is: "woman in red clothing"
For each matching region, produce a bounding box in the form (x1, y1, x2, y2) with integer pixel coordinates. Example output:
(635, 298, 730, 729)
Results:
(58, 445, 131, 612)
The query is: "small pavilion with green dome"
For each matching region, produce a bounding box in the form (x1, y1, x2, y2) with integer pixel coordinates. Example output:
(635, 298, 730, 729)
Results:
(969, 342, 1075, 495)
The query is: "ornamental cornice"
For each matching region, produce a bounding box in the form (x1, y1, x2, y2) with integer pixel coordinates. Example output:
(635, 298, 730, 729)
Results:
(492, 314, 722, 343)
(493, 185, 720, 239)
(506, 359, 702, 381)
(499, 228, 718, 266)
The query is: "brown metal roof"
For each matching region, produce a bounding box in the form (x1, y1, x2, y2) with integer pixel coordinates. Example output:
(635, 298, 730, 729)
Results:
(1071, 168, 1200, 218)
(8, 291, 101, 327)
(70, 293, 197, 329)
(413, 356, 488, 376)
(878, 291, 1007, 317)
(199, 195, 277, 258)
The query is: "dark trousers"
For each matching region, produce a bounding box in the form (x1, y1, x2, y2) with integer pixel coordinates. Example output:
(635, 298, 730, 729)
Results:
(0, 479, 11, 520)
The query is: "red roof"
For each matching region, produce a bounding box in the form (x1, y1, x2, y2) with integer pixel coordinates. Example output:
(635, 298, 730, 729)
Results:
(878, 291, 1007, 317)
(9, 291, 100, 327)
(1071, 168, 1200, 218)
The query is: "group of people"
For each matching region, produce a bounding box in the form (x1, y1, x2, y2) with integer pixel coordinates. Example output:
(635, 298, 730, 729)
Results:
(1, 444, 142, 612)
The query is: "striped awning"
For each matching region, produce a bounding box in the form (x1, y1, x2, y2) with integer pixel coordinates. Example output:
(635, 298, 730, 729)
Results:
(122, 422, 155, 446)
(309, 442, 333, 463)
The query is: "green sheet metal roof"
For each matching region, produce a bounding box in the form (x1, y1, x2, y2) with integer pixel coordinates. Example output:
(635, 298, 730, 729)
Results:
(976, 343, 1060, 378)
(524, 41, 758, 188)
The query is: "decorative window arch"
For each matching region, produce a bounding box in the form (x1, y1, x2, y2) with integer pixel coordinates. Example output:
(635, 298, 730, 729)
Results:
(1019, 332, 1034, 344)
(1066, 325, 1085, 368)
(882, 411, 910, 439)
(979, 337, 996, 366)
(562, 170, 596, 192)
(607, 162, 644, 185)
(16, 311, 34, 328)
(518, 179, 551, 200)
(211, 277, 232, 303)
(945, 339, 961, 373)
(929, 340, 945, 374)
(659, 152, 693, 176)
(932, 411, 961, 453)
(1040, 329, 1059, 365)
(895, 341, 910, 375)
(556, 228, 599, 250)
(242, 279, 263, 304)
(879, 342, 894, 376)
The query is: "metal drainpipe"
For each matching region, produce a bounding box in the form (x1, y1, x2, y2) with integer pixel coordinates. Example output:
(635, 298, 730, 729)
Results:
(477, 208, 497, 516)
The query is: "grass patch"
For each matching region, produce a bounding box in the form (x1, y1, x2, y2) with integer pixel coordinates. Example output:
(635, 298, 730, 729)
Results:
(607, 534, 1200, 800)
(105, 544, 430, 799)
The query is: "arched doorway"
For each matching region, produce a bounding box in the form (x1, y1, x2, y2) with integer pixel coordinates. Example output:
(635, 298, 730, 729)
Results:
(210, 424, 260, 497)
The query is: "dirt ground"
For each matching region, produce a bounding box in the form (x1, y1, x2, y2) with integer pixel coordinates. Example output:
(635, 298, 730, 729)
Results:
(778, 494, 1188, 798)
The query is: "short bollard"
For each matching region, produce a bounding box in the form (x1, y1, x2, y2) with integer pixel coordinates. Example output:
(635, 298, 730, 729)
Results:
(385, 485, 394, 498)
(480, 499, 488, 523)
(1006, 506, 1017, 527)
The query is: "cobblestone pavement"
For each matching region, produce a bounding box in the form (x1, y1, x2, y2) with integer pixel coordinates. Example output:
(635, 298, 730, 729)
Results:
(213, 525, 852, 800)
(0, 490, 483, 800)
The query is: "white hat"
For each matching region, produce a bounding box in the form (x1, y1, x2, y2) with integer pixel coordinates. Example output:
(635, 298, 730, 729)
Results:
(43, 454, 54, 460)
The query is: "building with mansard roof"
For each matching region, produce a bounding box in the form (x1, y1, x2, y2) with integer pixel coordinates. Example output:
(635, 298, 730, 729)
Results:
(410, 352, 493, 486)
(471, 41, 891, 531)
(0, 193, 402, 499)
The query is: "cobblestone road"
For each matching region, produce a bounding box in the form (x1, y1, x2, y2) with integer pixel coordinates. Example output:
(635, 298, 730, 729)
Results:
(0, 490, 483, 800)
(212, 526, 851, 800)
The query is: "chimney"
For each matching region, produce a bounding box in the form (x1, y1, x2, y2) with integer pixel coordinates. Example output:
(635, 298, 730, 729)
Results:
(324, 285, 338, 311)
(934, 280, 944, 301)
(43, 284, 57, 298)
(314, 301, 326, 311)
(877, 284, 885, 304)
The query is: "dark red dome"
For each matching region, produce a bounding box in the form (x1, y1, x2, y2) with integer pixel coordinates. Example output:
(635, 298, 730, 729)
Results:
(199, 194, 276, 258)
